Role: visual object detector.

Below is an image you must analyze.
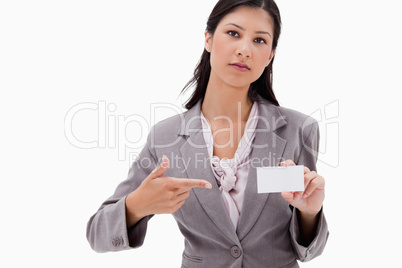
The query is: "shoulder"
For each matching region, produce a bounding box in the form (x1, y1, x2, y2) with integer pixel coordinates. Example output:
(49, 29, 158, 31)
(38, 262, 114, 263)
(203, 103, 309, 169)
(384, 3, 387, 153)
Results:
(256, 98, 318, 134)
(147, 109, 189, 146)
(277, 106, 318, 132)
(256, 100, 319, 141)
(152, 111, 186, 133)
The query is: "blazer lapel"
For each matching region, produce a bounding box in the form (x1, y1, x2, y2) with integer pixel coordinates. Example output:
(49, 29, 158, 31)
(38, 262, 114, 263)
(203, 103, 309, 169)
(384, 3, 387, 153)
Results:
(178, 99, 240, 244)
(236, 98, 288, 240)
(177, 97, 288, 243)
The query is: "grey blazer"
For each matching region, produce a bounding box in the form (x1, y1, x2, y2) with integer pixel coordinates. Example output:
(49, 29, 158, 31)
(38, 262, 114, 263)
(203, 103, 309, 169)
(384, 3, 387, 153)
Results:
(87, 95, 329, 268)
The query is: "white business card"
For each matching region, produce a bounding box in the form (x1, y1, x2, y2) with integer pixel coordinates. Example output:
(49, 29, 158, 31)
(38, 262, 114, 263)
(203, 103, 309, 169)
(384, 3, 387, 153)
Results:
(257, 165, 304, 193)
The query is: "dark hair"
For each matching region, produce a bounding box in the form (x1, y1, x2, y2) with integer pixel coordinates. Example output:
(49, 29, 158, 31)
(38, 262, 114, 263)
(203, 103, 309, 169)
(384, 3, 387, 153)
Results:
(180, 0, 282, 110)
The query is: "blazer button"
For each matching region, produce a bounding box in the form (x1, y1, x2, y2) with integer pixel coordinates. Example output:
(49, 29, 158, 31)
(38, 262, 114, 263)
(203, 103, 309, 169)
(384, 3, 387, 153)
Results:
(230, 246, 242, 258)
(112, 237, 124, 247)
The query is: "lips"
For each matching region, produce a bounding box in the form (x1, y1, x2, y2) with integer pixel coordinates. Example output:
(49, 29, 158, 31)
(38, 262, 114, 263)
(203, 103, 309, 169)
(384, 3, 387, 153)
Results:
(229, 62, 250, 72)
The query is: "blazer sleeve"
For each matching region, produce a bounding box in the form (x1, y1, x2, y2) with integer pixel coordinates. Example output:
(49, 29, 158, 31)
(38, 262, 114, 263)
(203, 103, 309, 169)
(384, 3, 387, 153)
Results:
(290, 119, 330, 262)
(86, 126, 158, 253)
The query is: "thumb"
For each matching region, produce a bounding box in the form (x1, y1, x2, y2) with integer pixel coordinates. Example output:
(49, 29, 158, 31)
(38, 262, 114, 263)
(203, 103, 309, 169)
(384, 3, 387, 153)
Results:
(150, 155, 169, 179)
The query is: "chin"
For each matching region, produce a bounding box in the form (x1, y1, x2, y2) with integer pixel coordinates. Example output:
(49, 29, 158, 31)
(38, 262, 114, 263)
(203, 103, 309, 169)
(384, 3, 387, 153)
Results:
(227, 80, 253, 89)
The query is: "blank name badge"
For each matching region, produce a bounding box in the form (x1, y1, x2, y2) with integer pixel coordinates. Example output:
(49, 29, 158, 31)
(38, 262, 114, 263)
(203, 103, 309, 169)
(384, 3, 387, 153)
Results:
(257, 165, 304, 193)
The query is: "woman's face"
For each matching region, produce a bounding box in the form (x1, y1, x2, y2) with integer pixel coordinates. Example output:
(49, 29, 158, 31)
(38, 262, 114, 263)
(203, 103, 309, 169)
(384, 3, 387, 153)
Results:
(205, 6, 275, 89)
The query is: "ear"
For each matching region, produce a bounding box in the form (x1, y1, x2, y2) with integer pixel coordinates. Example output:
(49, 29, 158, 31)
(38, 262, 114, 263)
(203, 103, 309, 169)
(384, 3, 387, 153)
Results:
(205, 31, 213, 52)
(265, 49, 276, 67)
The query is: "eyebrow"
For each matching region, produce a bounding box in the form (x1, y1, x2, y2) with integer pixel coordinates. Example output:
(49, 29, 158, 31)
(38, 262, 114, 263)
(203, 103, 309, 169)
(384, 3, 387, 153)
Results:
(225, 23, 272, 37)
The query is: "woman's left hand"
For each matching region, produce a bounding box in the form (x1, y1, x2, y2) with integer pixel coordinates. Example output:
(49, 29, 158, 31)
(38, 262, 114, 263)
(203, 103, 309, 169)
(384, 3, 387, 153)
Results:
(281, 159, 325, 215)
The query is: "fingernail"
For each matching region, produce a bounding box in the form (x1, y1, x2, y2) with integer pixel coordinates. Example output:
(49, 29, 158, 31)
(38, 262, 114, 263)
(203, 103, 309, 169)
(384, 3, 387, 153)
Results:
(303, 193, 309, 199)
(205, 183, 212, 189)
(160, 155, 168, 168)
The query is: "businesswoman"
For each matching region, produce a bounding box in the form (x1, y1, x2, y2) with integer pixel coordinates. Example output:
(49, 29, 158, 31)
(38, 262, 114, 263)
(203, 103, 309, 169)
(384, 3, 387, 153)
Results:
(87, 0, 329, 267)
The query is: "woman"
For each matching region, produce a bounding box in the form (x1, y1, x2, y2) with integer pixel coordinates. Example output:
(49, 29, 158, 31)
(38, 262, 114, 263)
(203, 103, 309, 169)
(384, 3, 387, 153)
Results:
(87, 0, 329, 267)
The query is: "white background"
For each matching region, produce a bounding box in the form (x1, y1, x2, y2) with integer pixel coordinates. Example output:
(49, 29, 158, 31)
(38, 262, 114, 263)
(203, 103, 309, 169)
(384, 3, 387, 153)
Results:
(1, 0, 401, 267)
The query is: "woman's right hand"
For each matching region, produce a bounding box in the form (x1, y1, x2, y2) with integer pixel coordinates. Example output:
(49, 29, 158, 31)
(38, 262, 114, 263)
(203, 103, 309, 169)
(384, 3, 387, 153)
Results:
(125, 155, 213, 227)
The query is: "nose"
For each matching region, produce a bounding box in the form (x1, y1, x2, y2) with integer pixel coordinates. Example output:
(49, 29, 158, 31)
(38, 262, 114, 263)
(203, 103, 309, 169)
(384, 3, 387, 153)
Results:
(236, 41, 251, 58)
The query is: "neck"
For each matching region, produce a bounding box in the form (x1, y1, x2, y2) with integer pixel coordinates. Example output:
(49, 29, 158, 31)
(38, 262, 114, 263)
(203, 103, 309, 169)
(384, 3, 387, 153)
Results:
(201, 77, 253, 123)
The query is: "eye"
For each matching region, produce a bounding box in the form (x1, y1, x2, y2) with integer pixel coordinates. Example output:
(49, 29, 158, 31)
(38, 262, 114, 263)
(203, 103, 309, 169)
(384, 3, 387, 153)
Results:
(254, 38, 267, 44)
(227, 31, 240, 37)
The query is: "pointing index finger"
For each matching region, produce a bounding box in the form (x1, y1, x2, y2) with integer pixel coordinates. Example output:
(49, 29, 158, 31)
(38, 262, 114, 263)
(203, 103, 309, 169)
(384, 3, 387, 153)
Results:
(172, 178, 212, 189)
